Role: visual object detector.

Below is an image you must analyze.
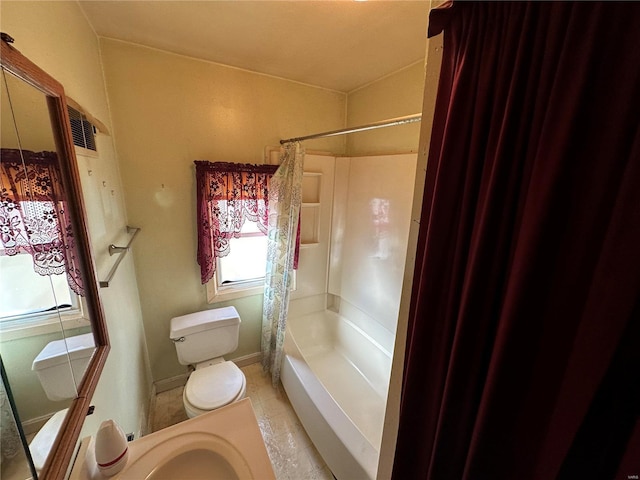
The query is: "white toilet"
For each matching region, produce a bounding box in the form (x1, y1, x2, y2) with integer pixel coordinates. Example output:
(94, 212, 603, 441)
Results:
(29, 408, 68, 473)
(31, 332, 95, 402)
(170, 306, 247, 418)
(30, 333, 95, 473)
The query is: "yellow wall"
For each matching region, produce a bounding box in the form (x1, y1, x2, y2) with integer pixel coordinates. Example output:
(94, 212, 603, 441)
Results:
(1, 70, 57, 152)
(1, 0, 428, 439)
(346, 61, 425, 156)
(0, 0, 152, 440)
(99, 39, 347, 382)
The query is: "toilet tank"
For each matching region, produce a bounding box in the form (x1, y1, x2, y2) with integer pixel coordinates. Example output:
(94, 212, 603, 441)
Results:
(170, 306, 241, 366)
(31, 333, 95, 401)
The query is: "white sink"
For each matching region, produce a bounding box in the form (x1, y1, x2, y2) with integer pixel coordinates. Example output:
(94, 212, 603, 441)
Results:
(126, 432, 250, 479)
(70, 398, 275, 480)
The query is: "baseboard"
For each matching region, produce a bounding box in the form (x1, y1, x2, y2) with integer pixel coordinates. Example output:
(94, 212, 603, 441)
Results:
(22, 412, 53, 435)
(154, 373, 189, 394)
(143, 383, 157, 437)
(231, 352, 262, 367)
(153, 352, 261, 395)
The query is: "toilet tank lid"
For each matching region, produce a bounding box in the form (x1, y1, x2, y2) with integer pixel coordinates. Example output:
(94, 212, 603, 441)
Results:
(32, 333, 95, 371)
(170, 306, 241, 339)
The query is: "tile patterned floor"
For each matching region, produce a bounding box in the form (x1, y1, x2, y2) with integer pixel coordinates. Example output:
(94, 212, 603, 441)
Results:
(151, 362, 334, 480)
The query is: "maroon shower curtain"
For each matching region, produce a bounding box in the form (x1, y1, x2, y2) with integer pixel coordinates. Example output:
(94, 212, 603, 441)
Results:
(393, 2, 640, 479)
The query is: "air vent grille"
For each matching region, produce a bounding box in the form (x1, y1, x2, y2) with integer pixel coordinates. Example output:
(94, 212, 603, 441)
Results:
(67, 106, 96, 151)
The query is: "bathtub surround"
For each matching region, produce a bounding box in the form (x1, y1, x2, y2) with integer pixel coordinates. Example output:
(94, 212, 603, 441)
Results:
(329, 154, 418, 336)
(262, 143, 304, 386)
(282, 152, 418, 479)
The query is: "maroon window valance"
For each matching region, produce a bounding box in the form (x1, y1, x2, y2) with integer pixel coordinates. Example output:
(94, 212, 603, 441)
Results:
(195, 161, 278, 284)
(0, 148, 84, 296)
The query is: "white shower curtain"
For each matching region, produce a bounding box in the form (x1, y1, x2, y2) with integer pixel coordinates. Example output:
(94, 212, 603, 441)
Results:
(261, 142, 304, 386)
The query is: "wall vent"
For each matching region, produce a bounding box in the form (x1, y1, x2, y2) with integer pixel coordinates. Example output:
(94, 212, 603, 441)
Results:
(67, 105, 97, 151)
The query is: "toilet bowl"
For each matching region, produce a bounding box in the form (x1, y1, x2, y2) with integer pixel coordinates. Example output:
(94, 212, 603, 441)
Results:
(182, 359, 246, 418)
(170, 307, 246, 418)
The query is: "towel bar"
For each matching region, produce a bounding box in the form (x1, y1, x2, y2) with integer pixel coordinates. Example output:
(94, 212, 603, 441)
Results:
(100, 226, 140, 287)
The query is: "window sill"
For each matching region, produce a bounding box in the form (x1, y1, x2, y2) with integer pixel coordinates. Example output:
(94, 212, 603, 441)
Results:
(0, 311, 91, 341)
(206, 281, 264, 304)
(205, 272, 297, 304)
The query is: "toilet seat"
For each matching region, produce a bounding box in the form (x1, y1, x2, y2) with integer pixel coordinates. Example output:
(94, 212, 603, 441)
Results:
(183, 361, 245, 416)
(30, 408, 69, 472)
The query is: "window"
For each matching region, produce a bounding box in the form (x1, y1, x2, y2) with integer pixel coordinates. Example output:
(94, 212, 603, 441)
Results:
(0, 252, 73, 318)
(209, 221, 270, 301)
(0, 148, 88, 338)
(209, 224, 296, 302)
(0, 252, 88, 339)
(217, 221, 268, 286)
(195, 161, 277, 301)
(195, 160, 299, 302)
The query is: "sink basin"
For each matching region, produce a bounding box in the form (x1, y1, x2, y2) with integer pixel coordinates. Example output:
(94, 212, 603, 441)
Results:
(70, 398, 275, 480)
(129, 432, 250, 479)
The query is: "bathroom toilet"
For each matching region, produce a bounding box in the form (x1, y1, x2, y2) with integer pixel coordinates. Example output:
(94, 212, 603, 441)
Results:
(170, 306, 246, 418)
(31, 332, 95, 401)
(29, 334, 95, 473)
(29, 409, 68, 474)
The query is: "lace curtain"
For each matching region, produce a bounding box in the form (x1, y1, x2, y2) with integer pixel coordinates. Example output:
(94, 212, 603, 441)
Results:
(0, 148, 84, 296)
(195, 161, 278, 284)
(262, 143, 304, 386)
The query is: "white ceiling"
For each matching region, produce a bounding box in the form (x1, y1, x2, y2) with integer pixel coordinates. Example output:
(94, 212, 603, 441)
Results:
(79, 1, 430, 93)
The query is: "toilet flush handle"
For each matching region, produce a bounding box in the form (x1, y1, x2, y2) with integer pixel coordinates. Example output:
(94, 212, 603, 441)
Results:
(171, 337, 185, 343)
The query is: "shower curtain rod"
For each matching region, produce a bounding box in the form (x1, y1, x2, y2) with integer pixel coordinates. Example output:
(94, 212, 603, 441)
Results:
(280, 113, 422, 144)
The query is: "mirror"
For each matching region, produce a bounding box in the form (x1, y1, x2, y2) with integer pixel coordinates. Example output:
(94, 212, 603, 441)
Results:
(0, 68, 88, 479)
(1, 359, 37, 480)
(0, 38, 110, 480)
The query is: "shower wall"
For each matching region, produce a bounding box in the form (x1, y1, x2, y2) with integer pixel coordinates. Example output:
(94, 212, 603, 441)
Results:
(283, 151, 418, 479)
(328, 154, 417, 347)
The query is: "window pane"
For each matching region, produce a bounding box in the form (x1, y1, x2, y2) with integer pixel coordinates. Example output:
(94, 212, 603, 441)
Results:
(0, 253, 72, 319)
(218, 235, 268, 284)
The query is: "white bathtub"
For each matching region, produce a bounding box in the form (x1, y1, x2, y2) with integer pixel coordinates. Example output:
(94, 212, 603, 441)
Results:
(281, 309, 392, 480)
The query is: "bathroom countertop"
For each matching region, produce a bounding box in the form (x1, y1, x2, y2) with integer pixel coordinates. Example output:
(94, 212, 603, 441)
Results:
(70, 398, 275, 480)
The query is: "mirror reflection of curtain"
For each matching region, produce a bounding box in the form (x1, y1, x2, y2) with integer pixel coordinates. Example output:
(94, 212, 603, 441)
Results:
(0, 148, 84, 295)
(0, 374, 20, 463)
